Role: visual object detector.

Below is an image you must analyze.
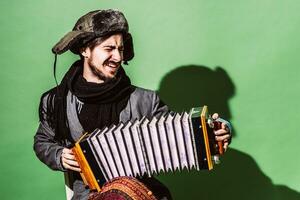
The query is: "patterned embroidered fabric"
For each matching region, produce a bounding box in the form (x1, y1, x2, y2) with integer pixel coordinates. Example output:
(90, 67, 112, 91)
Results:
(89, 177, 157, 200)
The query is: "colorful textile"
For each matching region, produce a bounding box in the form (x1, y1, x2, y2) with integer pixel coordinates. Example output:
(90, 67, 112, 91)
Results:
(89, 177, 158, 200)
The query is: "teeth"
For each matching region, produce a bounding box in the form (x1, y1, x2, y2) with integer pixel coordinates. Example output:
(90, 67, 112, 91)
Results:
(108, 64, 118, 68)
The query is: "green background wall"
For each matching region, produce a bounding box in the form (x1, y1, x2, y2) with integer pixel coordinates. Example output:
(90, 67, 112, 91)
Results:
(1, 0, 299, 199)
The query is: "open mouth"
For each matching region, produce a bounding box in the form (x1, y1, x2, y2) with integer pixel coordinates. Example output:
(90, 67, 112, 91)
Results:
(108, 63, 118, 68)
(105, 61, 120, 69)
(104, 61, 120, 76)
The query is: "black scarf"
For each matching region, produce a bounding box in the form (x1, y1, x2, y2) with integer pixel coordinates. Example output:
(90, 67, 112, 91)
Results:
(39, 60, 134, 144)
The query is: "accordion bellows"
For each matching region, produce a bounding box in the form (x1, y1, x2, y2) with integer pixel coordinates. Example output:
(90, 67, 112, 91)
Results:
(73, 106, 222, 192)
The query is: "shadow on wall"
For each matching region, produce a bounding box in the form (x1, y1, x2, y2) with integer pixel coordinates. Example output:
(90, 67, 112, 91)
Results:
(157, 65, 300, 200)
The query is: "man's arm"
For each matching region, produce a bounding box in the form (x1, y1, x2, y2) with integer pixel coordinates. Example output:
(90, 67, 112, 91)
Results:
(33, 121, 66, 171)
(33, 93, 80, 172)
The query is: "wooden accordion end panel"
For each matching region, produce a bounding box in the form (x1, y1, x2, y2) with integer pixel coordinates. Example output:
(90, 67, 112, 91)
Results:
(72, 106, 223, 192)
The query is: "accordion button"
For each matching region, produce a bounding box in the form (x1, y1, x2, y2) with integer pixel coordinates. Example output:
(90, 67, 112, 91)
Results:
(147, 191, 153, 196)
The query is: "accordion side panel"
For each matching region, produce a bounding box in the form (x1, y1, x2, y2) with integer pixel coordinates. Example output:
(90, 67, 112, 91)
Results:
(191, 117, 207, 169)
(173, 113, 188, 170)
(97, 126, 118, 180)
(182, 112, 196, 170)
(114, 123, 133, 177)
(73, 141, 101, 191)
(157, 115, 173, 172)
(89, 128, 110, 181)
(122, 122, 140, 176)
(200, 106, 213, 170)
(106, 124, 126, 177)
(188, 111, 200, 170)
(190, 107, 211, 170)
(165, 114, 180, 171)
(140, 118, 158, 174)
(148, 117, 165, 173)
(130, 120, 148, 176)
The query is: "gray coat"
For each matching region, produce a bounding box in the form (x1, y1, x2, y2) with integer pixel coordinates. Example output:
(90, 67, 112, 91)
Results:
(33, 87, 170, 200)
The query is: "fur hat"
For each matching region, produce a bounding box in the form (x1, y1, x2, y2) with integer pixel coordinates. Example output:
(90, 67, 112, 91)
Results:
(52, 9, 134, 62)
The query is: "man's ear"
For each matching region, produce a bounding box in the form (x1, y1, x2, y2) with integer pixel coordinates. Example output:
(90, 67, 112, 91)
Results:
(80, 47, 90, 58)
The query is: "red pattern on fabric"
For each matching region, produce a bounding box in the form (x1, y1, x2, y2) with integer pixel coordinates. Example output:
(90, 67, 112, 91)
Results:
(89, 177, 157, 200)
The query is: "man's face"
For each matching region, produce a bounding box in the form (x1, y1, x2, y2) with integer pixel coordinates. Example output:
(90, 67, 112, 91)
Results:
(82, 33, 124, 82)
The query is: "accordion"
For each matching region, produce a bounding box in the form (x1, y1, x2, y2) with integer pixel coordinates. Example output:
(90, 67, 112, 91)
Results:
(73, 106, 224, 192)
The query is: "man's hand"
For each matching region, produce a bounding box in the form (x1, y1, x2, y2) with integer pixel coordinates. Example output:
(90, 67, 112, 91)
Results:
(212, 113, 232, 152)
(61, 148, 81, 172)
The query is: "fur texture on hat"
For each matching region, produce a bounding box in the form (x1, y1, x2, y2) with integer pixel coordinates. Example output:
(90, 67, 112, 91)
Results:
(52, 9, 134, 62)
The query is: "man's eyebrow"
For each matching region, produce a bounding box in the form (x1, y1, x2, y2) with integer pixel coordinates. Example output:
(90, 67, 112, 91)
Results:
(103, 45, 124, 48)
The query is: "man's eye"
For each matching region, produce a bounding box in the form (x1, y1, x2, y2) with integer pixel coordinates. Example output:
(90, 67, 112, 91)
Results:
(104, 48, 113, 51)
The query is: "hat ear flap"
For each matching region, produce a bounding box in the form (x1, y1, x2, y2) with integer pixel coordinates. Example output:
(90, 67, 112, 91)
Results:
(123, 33, 134, 62)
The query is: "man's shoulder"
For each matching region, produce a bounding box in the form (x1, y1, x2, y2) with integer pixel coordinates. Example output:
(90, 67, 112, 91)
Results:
(41, 87, 57, 98)
(124, 86, 168, 119)
(133, 86, 156, 94)
(131, 86, 157, 96)
(39, 86, 58, 108)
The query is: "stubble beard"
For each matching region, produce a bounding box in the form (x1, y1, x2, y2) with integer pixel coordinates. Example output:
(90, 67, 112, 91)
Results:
(88, 60, 118, 82)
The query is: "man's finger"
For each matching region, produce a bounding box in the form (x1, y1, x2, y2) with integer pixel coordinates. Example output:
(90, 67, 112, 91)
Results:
(63, 162, 81, 172)
(62, 148, 73, 155)
(215, 134, 231, 141)
(222, 122, 230, 131)
(223, 142, 229, 151)
(214, 129, 229, 136)
(64, 158, 80, 167)
(62, 157, 81, 171)
(212, 113, 219, 120)
(62, 153, 76, 160)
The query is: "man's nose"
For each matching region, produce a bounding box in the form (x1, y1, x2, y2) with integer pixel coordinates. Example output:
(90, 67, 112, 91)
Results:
(111, 49, 123, 62)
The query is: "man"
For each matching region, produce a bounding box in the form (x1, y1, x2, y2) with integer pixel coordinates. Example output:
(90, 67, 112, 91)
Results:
(34, 9, 231, 200)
